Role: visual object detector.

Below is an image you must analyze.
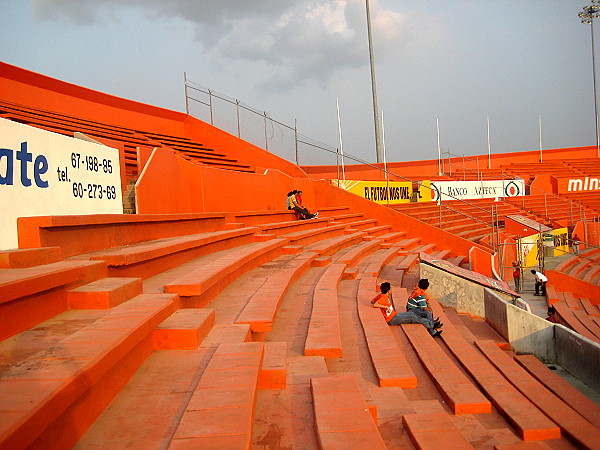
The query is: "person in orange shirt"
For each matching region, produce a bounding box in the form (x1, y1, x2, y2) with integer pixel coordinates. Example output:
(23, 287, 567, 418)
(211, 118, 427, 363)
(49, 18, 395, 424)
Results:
(372, 282, 442, 337)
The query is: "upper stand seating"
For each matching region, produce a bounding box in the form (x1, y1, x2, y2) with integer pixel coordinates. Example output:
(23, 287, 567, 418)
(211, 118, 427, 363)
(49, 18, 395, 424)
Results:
(391, 197, 545, 248)
(546, 282, 600, 345)
(0, 99, 255, 182)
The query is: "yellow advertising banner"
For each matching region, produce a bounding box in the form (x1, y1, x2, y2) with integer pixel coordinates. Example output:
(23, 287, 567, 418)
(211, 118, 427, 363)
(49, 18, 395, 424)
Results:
(332, 180, 412, 204)
(553, 227, 569, 257)
(417, 180, 432, 202)
(518, 234, 541, 268)
(518, 227, 567, 266)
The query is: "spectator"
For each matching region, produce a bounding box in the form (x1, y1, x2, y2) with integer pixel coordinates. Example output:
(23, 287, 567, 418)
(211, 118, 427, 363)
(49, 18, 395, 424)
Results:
(294, 190, 318, 218)
(512, 261, 521, 292)
(546, 306, 558, 323)
(371, 282, 442, 337)
(530, 269, 548, 296)
(572, 233, 580, 254)
(406, 279, 441, 328)
(287, 190, 313, 220)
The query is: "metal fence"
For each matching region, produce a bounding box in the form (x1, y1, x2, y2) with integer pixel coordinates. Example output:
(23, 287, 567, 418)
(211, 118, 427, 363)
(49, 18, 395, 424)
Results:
(184, 75, 347, 167)
(183, 75, 597, 254)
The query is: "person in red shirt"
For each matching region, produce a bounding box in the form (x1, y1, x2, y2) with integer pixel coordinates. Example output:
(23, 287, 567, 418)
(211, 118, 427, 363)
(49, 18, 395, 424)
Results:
(512, 261, 521, 292)
(372, 282, 442, 337)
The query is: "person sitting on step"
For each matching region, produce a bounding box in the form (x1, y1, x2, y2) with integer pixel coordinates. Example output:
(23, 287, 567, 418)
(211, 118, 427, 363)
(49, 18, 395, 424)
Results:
(372, 282, 442, 337)
(406, 279, 442, 329)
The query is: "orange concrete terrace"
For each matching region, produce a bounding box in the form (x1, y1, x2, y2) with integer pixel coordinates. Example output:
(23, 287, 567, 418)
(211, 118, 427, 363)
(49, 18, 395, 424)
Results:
(1, 61, 600, 449)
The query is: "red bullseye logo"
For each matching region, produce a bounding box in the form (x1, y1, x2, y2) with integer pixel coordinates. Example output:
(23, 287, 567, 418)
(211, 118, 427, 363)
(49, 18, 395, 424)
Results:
(504, 181, 520, 197)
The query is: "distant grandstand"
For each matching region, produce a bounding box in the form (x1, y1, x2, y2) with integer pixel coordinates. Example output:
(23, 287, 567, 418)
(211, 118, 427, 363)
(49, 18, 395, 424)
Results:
(1, 61, 599, 448)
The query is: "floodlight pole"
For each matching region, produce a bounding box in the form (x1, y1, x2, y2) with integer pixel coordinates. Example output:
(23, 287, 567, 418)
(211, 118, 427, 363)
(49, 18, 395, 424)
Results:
(336, 98, 346, 180)
(366, 0, 383, 163)
(579, 1, 600, 157)
(382, 110, 390, 205)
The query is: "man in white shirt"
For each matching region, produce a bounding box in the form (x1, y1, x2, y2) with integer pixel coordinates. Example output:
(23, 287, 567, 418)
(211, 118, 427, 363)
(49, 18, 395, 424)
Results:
(530, 270, 548, 296)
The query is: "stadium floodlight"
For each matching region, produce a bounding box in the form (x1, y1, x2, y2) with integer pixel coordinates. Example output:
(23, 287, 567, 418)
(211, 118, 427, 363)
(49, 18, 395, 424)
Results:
(365, 0, 383, 163)
(579, 1, 600, 157)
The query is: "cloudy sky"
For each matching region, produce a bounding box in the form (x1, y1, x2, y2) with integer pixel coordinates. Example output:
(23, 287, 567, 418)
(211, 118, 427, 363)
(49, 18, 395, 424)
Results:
(0, 1, 596, 166)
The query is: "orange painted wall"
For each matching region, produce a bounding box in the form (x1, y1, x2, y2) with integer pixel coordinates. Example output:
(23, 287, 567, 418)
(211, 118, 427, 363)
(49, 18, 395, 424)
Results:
(573, 220, 600, 248)
(547, 270, 600, 305)
(0, 61, 309, 181)
(0, 62, 185, 136)
(136, 148, 311, 214)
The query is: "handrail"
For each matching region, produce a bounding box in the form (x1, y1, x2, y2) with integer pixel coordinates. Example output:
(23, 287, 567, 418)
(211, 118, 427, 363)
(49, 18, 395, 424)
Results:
(503, 171, 583, 227)
(439, 205, 492, 228)
(442, 150, 482, 181)
(551, 241, 600, 264)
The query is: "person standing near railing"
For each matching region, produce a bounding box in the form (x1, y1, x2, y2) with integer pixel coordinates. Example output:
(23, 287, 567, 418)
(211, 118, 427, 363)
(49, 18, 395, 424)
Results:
(572, 233, 581, 254)
(512, 261, 521, 292)
(531, 270, 548, 297)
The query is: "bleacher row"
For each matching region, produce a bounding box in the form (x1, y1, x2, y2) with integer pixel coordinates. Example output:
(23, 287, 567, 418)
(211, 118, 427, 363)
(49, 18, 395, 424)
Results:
(546, 253, 600, 346)
(392, 198, 545, 248)
(394, 192, 600, 252)
(0, 99, 255, 183)
(2, 208, 599, 448)
(445, 158, 600, 182)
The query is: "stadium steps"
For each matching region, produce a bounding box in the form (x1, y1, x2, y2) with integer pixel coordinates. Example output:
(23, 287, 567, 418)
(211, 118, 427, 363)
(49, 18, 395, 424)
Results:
(1, 211, 590, 448)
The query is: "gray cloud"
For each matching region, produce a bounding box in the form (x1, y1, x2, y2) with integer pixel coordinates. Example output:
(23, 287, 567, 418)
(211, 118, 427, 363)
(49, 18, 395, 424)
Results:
(32, 0, 408, 89)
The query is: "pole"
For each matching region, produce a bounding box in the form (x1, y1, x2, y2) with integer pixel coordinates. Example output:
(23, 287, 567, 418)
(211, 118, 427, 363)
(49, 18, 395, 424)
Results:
(336, 98, 346, 180)
(592, 17, 600, 156)
(437, 118, 442, 175)
(294, 119, 299, 165)
(208, 89, 214, 125)
(487, 116, 491, 169)
(336, 148, 340, 183)
(263, 112, 269, 152)
(236, 100, 241, 138)
(365, 0, 383, 163)
(184, 72, 189, 115)
(539, 115, 543, 162)
(382, 110, 389, 205)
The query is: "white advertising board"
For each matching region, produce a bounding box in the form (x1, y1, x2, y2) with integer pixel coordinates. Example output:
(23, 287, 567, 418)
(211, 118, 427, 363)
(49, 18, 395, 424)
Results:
(430, 179, 524, 202)
(0, 118, 123, 250)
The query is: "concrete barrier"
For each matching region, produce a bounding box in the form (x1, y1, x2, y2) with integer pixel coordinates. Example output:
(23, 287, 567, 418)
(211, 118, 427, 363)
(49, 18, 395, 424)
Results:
(484, 289, 555, 362)
(420, 262, 600, 390)
(555, 324, 600, 392)
(420, 263, 513, 318)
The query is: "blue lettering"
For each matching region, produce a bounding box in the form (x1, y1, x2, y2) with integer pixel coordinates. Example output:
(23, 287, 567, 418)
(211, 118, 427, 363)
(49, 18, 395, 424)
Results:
(34, 155, 49, 188)
(0, 142, 50, 188)
(0, 148, 14, 185)
(17, 142, 32, 187)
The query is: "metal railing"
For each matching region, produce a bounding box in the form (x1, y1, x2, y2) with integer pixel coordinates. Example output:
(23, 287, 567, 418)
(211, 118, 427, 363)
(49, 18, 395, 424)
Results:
(441, 150, 482, 181)
(183, 76, 596, 253)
